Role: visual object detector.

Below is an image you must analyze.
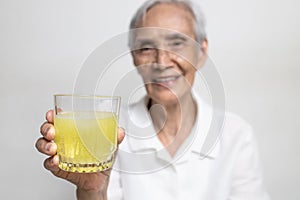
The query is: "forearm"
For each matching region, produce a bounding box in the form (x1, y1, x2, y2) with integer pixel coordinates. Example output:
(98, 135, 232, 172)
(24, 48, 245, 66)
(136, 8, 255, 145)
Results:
(76, 188, 107, 200)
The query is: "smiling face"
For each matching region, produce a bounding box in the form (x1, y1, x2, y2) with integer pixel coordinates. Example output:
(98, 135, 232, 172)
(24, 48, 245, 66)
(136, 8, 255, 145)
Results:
(131, 3, 207, 106)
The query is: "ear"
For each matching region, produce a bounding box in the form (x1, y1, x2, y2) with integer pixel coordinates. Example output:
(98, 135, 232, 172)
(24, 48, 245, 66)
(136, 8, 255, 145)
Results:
(195, 39, 208, 70)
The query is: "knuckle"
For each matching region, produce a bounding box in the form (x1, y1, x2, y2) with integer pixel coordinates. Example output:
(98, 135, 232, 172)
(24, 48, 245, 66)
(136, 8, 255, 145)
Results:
(40, 122, 47, 134)
(43, 158, 50, 169)
(41, 124, 55, 138)
(46, 110, 54, 123)
(46, 110, 51, 119)
(35, 138, 43, 151)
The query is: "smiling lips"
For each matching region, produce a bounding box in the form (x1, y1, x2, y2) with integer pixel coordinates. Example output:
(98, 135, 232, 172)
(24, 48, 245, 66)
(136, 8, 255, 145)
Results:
(151, 75, 181, 87)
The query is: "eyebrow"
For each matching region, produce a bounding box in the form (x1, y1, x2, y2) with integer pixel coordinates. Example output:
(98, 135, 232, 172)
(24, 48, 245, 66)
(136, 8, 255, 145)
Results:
(134, 39, 156, 47)
(164, 33, 188, 41)
(133, 33, 188, 47)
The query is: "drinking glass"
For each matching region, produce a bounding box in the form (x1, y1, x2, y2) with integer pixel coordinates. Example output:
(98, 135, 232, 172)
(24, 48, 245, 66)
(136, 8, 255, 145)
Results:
(54, 94, 121, 173)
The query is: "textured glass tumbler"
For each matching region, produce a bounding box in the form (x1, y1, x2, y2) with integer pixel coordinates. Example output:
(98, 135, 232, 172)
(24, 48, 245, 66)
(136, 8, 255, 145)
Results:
(54, 95, 121, 173)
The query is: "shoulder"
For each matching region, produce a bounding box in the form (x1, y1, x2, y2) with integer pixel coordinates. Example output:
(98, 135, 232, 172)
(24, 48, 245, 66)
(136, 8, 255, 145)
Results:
(223, 112, 253, 135)
(218, 112, 257, 154)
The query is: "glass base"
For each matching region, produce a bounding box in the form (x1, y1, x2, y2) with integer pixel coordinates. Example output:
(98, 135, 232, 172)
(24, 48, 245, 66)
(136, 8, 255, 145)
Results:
(58, 157, 114, 173)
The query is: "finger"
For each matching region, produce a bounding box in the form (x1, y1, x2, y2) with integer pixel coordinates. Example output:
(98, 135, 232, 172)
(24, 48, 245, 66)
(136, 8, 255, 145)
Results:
(46, 110, 54, 124)
(40, 123, 55, 140)
(35, 137, 57, 156)
(117, 127, 125, 145)
(44, 155, 60, 173)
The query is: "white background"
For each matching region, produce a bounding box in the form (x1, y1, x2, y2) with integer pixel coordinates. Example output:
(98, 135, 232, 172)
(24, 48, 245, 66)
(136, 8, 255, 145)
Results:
(0, 0, 299, 199)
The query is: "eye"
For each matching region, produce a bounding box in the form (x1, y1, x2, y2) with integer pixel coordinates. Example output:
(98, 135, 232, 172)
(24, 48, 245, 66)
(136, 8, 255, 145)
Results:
(172, 41, 183, 46)
(135, 46, 156, 55)
(141, 47, 154, 52)
(169, 40, 185, 50)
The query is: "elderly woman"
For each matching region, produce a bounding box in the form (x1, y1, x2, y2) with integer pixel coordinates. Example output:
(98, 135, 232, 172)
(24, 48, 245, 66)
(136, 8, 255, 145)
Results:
(36, 0, 270, 200)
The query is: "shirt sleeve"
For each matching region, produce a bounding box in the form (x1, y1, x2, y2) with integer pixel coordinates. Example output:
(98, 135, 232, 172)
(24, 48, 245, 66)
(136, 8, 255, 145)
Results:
(228, 125, 271, 200)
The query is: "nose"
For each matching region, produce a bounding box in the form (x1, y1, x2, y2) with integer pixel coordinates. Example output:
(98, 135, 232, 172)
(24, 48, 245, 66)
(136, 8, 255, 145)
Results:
(154, 49, 173, 69)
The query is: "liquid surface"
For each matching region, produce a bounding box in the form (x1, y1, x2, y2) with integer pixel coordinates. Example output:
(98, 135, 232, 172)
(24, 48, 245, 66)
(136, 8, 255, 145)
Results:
(54, 112, 118, 172)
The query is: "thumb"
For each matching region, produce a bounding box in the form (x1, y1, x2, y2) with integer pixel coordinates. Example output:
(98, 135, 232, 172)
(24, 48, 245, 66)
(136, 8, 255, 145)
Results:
(117, 127, 125, 145)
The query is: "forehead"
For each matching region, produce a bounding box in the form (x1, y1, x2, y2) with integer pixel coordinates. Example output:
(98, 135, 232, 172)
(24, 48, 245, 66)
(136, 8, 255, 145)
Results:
(136, 3, 196, 40)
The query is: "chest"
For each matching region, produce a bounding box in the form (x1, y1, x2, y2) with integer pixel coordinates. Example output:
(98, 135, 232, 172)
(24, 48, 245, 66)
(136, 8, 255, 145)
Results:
(120, 154, 232, 200)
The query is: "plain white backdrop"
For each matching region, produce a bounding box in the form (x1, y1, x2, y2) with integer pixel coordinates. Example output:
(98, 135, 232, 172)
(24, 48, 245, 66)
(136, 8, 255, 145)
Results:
(0, 0, 299, 199)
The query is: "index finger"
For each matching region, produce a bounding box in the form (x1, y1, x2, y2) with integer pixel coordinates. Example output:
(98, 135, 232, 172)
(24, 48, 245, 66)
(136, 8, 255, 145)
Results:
(46, 110, 54, 124)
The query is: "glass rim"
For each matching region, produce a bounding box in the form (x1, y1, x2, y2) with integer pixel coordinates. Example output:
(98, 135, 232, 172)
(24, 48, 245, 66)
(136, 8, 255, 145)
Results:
(54, 94, 121, 100)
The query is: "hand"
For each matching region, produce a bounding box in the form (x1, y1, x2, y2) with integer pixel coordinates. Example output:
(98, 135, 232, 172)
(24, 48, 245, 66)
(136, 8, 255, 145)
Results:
(35, 110, 125, 199)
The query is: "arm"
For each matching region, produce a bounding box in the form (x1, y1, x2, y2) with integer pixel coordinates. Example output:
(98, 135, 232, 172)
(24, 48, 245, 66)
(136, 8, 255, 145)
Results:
(76, 189, 107, 200)
(229, 126, 270, 200)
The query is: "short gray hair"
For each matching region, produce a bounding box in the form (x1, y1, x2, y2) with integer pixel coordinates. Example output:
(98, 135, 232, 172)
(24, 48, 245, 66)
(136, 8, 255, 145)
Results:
(128, 0, 207, 48)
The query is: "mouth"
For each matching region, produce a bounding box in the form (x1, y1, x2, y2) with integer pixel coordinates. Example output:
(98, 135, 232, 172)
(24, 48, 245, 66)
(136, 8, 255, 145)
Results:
(151, 75, 181, 87)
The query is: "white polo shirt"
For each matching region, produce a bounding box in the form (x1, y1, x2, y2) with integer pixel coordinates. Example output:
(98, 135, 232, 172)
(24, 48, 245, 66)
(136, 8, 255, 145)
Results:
(107, 93, 270, 200)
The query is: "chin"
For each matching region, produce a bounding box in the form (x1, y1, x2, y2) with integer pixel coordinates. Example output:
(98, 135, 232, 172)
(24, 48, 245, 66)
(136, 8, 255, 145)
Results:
(146, 83, 192, 106)
(149, 91, 180, 106)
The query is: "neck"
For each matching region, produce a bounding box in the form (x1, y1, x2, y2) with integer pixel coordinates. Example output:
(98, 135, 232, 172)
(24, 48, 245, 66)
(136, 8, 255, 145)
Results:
(148, 92, 197, 152)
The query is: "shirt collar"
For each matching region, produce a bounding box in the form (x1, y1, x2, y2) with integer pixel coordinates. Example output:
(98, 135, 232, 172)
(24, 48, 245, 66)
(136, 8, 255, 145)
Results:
(126, 96, 162, 152)
(126, 92, 218, 160)
(174, 93, 219, 161)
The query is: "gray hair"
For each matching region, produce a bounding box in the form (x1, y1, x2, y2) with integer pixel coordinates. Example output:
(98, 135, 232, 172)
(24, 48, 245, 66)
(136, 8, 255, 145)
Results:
(128, 0, 207, 48)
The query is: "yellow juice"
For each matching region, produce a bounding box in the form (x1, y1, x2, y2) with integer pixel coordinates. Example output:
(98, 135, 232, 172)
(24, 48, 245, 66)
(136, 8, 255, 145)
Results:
(54, 111, 118, 173)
